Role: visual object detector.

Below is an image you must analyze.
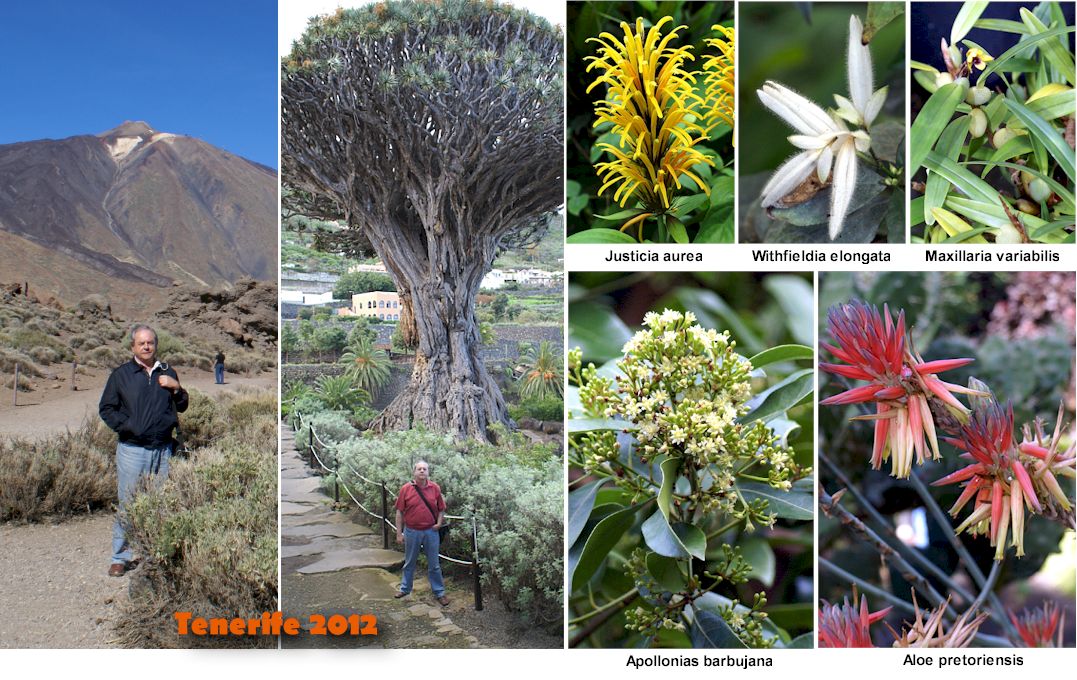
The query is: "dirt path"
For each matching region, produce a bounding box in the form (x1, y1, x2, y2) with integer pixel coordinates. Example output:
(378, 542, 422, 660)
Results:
(280, 424, 559, 649)
(0, 513, 125, 648)
(0, 368, 276, 438)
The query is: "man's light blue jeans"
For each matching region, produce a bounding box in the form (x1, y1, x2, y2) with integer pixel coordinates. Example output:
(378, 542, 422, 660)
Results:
(214, 364, 224, 384)
(399, 527, 445, 597)
(111, 441, 171, 564)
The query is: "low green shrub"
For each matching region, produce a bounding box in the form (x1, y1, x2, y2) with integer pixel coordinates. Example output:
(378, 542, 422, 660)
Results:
(331, 429, 563, 630)
(296, 410, 357, 468)
(508, 393, 564, 422)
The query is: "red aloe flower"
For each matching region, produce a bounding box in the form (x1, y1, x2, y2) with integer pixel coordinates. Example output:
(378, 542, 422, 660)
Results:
(1009, 602, 1065, 647)
(821, 300, 975, 478)
(1018, 404, 1077, 516)
(932, 399, 1045, 559)
(819, 593, 892, 648)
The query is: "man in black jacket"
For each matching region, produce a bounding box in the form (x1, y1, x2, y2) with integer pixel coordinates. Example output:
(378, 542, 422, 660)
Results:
(99, 324, 188, 576)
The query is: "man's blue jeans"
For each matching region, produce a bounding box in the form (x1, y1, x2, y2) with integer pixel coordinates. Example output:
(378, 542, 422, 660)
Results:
(214, 364, 224, 384)
(112, 441, 171, 564)
(399, 526, 444, 597)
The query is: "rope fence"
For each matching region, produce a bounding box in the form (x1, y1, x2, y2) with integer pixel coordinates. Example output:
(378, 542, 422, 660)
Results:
(291, 408, 483, 610)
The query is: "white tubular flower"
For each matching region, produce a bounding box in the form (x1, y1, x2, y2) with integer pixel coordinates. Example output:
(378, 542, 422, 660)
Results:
(834, 15, 888, 129)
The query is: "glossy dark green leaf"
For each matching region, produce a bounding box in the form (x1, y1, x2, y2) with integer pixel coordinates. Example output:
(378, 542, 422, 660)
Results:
(748, 344, 813, 369)
(641, 509, 706, 560)
(739, 537, 776, 586)
(763, 276, 814, 346)
(689, 608, 749, 649)
(645, 552, 686, 592)
(567, 480, 604, 548)
(736, 479, 814, 520)
(739, 369, 813, 424)
(666, 216, 689, 244)
(569, 301, 633, 364)
(783, 633, 815, 649)
(570, 503, 643, 592)
(769, 166, 886, 227)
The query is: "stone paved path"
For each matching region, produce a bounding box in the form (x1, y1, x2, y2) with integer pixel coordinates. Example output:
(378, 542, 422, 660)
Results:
(279, 424, 481, 649)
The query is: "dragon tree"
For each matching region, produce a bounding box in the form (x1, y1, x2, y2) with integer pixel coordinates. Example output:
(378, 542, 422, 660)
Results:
(282, 0, 563, 441)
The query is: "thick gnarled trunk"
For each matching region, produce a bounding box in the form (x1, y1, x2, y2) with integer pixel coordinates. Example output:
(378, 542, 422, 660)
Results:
(368, 223, 509, 442)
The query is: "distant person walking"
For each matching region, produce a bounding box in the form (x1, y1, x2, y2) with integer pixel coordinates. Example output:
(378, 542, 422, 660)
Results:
(214, 350, 225, 384)
(98, 324, 188, 577)
(394, 460, 449, 606)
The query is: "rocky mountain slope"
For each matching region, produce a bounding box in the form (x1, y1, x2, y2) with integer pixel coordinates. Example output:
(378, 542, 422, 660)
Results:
(0, 122, 276, 311)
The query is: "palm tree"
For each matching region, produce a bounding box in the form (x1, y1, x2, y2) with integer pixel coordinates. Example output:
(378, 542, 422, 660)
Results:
(518, 340, 563, 400)
(314, 374, 370, 412)
(338, 338, 392, 397)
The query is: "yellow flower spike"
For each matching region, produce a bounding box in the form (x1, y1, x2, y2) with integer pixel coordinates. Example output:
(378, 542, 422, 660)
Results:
(702, 25, 736, 140)
(586, 16, 713, 222)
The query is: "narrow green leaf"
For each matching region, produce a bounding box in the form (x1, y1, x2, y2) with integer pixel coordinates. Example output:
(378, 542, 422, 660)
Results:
(972, 18, 1028, 33)
(944, 195, 1048, 234)
(748, 344, 813, 369)
(925, 116, 970, 225)
(739, 368, 813, 425)
(671, 193, 709, 216)
(567, 480, 603, 548)
(980, 135, 1033, 177)
(593, 207, 646, 221)
(951, 1, 989, 44)
(938, 225, 994, 243)
(978, 26, 1077, 86)
(1019, 8, 1075, 85)
(736, 479, 814, 520)
(1003, 97, 1076, 182)
(570, 503, 643, 591)
(971, 159, 1075, 208)
(566, 228, 638, 244)
(910, 83, 966, 177)
(1027, 90, 1076, 121)
(923, 151, 999, 203)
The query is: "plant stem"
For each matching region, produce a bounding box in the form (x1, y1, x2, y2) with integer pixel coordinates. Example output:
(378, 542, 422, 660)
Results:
(907, 471, 1022, 643)
(568, 587, 640, 625)
(819, 450, 975, 605)
(820, 486, 954, 617)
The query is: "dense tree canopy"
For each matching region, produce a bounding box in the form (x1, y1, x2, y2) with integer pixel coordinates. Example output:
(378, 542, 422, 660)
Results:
(282, 0, 563, 441)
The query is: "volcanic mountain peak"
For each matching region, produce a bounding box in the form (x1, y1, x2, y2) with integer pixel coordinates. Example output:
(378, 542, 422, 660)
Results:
(96, 121, 181, 162)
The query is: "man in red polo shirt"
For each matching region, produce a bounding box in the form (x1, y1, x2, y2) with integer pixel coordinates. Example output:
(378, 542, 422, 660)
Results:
(394, 460, 449, 606)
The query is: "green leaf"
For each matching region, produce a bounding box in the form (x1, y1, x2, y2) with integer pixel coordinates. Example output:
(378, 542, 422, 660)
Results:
(671, 192, 709, 216)
(925, 116, 970, 225)
(656, 457, 679, 521)
(1003, 97, 1076, 182)
(748, 344, 813, 369)
(689, 608, 749, 649)
(973, 18, 1028, 33)
(1027, 90, 1076, 121)
(666, 216, 690, 244)
(763, 275, 814, 347)
(736, 479, 814, 520)
(694, 204, 733, 243)
(569, 301, 633, 363)
(951, 1, 989, 44)
(567, 194, 589, 216)
(784, 633, 815, 649)
(566, 180, 581, 197)
(923, 151, 999, 203)
(939, 225, 994, 243)
(970, 159, 1075, 209)
(910, 83, 966, 177)
(570, 503, 643, 592)
(567, 417, 637, 433)
(710, 175, 735, 208)
(1019, 8, 1075, 85)
(979, 25, 1077, 86)
(739, 369, 813, 425)
(864, 2, 904, 43)
(981, 135, 1033, 177)
(641, 509, 706, 560)
(566, 228, 637, 244)
(645, 553, 686, 592)
(739, 537, 776, 587)
(567, 480, 603, 548)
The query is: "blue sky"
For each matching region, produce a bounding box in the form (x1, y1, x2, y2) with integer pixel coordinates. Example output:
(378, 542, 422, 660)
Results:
(0, 0, 278, 168)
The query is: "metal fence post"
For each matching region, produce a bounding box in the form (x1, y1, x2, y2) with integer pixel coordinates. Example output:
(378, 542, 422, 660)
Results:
(381, 482, 390, 549)
(471, 515, 482, 611)
(307, 423, 314, 467)
(334, 475, 340, 504)
(13, 364, 18, 406)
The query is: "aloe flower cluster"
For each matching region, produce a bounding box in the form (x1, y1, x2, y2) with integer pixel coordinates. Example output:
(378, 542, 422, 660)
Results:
(757, 15, 889, 239)
(819, 593, 891, 648)
(821, 591, 986, 648)
(571, 310, 800, 524)
(1009, 602, 1065, 648)
(821, 299, 977, 478)
(933, 398, 1075, 559)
